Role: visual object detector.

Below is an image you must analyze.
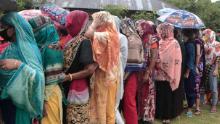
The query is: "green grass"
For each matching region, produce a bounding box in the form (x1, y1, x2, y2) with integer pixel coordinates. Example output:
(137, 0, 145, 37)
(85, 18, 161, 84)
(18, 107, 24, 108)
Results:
(154, 105, 220, 124)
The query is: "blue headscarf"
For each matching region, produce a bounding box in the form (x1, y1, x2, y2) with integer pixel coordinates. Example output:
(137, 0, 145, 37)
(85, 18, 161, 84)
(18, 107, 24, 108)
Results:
(0, 12, 45, 123)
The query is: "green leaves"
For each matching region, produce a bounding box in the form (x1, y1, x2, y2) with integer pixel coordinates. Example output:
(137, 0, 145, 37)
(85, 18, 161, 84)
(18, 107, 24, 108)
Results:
(103, 5, 128, 18)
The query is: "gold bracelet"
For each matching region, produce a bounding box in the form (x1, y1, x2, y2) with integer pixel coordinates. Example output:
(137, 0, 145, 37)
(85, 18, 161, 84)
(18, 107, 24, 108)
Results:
(69, 74, 73, 81)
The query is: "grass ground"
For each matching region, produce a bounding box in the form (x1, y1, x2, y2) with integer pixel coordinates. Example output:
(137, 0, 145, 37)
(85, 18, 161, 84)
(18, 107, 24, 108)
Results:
(154, 105, 220, 124)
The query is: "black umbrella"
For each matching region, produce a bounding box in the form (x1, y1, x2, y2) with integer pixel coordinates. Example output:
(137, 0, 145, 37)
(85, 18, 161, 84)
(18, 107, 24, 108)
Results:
(0, 0, 17, 11)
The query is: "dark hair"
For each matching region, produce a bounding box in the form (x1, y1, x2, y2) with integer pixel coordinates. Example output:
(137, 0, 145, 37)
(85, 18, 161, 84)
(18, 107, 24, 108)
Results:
(152, 24, 157, 34)
(59, 28, 68, 36)
(193, 29, 200, 39)
(183, 29, 195, 41)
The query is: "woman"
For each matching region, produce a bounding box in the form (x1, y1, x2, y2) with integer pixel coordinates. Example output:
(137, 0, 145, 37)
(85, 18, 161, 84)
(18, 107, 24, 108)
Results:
(60, 10, 97, 124)
(28, 16, 64, 124)
(183, 30, 196, 117)
(85, 11, 120, 124)
(155, 23, 182, 124)
(135, 20, 158, 124)
(194, 30, 206, 115)
(203, 29, 219, 113)
(0, 12, 44, 124)
(114, 16, 128, 124)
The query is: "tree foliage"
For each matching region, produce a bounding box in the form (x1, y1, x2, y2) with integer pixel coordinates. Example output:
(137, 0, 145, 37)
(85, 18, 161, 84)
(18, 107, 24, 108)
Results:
(130, 11, 156, 21)
(165, 0, 220, 31)
(103, 4, 128, 18)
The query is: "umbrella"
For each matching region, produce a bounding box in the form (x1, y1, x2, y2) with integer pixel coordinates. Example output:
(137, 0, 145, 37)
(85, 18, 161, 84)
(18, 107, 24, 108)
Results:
(0, 0, 17, 11)
(157, 10, 205, 29)
(157, 8, 176, 16)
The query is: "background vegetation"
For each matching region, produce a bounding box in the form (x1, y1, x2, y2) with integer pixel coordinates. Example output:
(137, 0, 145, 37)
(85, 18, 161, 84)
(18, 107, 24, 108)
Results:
(165, 0, 220, 31)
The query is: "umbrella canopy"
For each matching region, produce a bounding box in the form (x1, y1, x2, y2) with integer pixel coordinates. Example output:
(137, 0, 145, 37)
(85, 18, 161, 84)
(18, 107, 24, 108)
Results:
(157, 8, 176, 16)
(157, 10, 205, 29)
(0, 0, 17, 11)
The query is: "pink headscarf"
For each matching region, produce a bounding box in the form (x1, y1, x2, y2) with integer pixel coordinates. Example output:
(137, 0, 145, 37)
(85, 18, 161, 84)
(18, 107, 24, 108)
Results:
(136, 20, 155, 42)
(203, 29, 220, 64)
(157, 23, 182, 91)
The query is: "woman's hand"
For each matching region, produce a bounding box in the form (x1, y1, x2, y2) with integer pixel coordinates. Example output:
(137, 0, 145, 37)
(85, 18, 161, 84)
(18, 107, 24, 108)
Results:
(184, 71, 190, 78)
(196, 67, 200, 75)
(213, 69, 219, 76)
(63, 74, 71, 82)
(48, 43, 63, 50)
(143, 71, 150, 82)
(0, 59, 21, 70)
(43, 101, 48, 117)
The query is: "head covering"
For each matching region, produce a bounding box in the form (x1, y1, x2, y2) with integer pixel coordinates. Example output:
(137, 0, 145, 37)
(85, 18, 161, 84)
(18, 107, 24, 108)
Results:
(0, 12, 44, 120)
(136, 19, 155, 43)
(136, 20, 154, 37)
(29, 15, 64, 89)
(203, 29, 220, 64)
(91, 11, 120, 72)
(157, 22, 174, 40)
(157, 23, 182, 91)
(65, 10, 89, 37)
(19, 9, 42, 21)
(203, 29, 216, 44)
(28, 15, 59, 48)
(0, 12, 42, 69)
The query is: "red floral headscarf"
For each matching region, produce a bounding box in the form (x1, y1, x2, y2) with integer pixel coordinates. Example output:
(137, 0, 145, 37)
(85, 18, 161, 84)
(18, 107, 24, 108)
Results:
(65, 10, 89, 37)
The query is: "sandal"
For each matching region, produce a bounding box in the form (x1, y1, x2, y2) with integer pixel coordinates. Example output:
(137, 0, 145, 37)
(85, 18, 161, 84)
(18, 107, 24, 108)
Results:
(162, 120, 171, 124)
(210, 106, 217, 113)
(194, 109, 201, 115)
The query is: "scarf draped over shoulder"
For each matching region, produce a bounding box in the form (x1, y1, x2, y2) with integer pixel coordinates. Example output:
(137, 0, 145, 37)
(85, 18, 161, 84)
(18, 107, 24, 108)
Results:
(0, 12, 45, 121)
(92, 11, 120, 72)
(157, 23, 182, 91)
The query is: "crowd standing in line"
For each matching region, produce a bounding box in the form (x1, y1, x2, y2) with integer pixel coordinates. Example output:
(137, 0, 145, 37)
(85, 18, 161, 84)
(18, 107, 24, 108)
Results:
(0, 5, 220, 124)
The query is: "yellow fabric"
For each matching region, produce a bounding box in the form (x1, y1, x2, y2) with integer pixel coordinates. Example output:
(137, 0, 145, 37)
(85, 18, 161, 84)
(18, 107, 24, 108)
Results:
(90, 65, 120, 124)
(41, 85, 63, 124)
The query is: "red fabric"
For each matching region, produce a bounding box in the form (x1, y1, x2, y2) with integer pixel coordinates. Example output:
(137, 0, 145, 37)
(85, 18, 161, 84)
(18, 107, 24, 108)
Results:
(59, 35, 72, 49)
(0, 43, 9, 53)
(69, 79, 88, 92)
(123, 73, 138, 124)
(137, 75, 149, 119)
(65, 10, 89, 37)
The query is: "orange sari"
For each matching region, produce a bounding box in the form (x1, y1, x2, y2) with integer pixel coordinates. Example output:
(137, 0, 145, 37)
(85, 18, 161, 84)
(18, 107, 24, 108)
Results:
(89, 11, 120, 124)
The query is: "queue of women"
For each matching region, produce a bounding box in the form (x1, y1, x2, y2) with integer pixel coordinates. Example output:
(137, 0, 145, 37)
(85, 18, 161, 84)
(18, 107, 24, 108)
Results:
(0, 5, 219, 124)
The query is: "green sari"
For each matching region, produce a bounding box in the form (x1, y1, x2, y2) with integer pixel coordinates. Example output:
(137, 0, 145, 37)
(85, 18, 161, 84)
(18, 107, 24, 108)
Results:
(0, 12, 45, 124)
(29, 16, 64, 124)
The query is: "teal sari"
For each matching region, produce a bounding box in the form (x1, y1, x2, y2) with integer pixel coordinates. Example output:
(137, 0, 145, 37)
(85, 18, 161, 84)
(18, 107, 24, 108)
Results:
(28, 16, 64, 85)
(0, 12, 45, 124)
